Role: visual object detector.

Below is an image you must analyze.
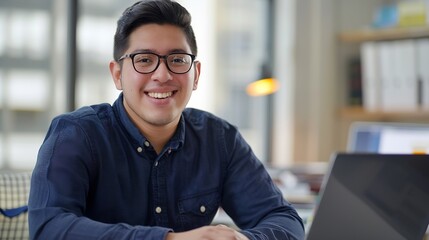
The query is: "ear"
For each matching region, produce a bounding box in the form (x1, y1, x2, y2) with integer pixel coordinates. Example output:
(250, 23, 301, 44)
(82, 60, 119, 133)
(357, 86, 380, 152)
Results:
(192, 61, 201, 90)
(109, 60, 123, 90)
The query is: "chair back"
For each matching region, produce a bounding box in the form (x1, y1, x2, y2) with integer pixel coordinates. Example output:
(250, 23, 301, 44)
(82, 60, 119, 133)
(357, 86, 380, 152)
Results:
(0, 171, 32, 240)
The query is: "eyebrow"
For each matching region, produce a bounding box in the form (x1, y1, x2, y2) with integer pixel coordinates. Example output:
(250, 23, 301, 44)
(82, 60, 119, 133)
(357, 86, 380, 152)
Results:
(131, 48, 190, 54)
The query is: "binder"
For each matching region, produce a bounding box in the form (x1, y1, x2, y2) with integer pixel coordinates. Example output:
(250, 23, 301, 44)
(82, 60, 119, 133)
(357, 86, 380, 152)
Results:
(361, 42, 381, 111)
(378, 41, 395, 111)
(379, 40, 418, 111)
(393, 40, 418, 111)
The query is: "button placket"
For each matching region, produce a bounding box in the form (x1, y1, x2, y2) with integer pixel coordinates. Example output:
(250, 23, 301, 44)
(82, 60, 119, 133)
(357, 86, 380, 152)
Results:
(151, 150, 169, 227)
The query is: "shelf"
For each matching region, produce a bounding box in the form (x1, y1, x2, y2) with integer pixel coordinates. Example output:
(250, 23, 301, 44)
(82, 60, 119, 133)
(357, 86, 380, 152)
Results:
(338, 26, 429, 43)
(339, 106, 429, 121)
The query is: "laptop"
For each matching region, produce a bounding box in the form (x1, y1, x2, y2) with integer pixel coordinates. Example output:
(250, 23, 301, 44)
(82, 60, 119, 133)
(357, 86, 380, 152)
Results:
(306, 153, 429, 240)
(347, 122, 429, 154)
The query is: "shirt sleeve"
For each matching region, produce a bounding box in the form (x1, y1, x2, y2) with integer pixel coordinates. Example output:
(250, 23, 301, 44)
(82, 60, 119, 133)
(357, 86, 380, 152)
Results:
(28, 116, 171, 240)
(220, 126, 305, 240)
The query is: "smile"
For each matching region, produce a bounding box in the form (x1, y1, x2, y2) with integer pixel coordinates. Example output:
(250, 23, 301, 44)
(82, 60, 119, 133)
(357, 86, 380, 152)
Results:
(147, 91, 175, 99)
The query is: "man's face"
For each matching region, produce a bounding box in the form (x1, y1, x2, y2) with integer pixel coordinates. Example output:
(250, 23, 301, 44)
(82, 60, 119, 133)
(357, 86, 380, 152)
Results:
(110, 24, 200, 129)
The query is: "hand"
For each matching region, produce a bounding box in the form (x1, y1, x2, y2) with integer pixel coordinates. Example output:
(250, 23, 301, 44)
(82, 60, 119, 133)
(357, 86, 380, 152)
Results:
(166, 224, 249, 240)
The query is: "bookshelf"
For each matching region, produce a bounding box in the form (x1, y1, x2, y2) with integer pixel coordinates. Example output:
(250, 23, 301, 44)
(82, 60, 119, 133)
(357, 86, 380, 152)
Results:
(331, 21, 429, 156)
(338, 26, 429, 121)
(292, 0, 429, 163)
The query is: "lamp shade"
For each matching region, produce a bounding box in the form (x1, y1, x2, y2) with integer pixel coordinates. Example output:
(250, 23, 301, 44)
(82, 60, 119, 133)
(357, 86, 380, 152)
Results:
(246, 77, 279, 96)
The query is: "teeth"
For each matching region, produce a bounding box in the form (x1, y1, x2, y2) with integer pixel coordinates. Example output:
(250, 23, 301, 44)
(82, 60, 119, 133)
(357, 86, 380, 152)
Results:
(148, 92, 173, 99)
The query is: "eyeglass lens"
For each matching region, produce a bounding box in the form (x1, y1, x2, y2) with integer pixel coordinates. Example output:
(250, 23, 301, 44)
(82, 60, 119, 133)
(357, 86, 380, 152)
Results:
(132, 53, 193, 74)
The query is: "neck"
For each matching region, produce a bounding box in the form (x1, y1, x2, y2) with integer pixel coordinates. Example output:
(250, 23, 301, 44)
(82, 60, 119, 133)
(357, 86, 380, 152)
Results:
(140, 121, 177, 154)
(121, 98, 180, 154)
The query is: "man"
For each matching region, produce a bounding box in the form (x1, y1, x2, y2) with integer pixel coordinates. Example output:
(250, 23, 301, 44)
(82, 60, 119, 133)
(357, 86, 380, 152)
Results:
(28, 0, 305, 239)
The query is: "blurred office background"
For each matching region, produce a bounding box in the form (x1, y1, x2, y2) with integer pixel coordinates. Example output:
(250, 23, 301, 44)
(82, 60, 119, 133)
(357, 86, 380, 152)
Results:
(1, 0, 429, 171)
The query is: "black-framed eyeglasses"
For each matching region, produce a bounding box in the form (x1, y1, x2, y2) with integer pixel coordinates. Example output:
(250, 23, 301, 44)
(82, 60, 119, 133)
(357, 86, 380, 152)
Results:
(118, 52, 196, 74)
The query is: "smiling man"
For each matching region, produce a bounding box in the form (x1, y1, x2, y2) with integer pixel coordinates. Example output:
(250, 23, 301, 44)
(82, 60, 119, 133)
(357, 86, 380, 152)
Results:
(28, 1, 304, 240)
(111, 23, 199, 154)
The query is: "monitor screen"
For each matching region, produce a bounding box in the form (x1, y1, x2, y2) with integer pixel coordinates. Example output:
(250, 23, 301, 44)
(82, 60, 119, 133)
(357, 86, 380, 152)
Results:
(347, 122, 429, 154)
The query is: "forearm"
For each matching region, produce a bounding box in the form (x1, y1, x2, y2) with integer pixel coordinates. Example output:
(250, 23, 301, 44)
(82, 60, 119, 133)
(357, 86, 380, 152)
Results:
(29, 208, 171, 240)
(220, 128, 306, 239)
(240, 210, 305, 240)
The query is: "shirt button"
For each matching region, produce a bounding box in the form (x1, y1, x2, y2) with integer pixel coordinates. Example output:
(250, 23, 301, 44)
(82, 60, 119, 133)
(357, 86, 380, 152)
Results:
(200, 205, 206, 213)
(155, 207, 162, 214)
(137, 147, 143, 153)
(144, 141, 150, 147)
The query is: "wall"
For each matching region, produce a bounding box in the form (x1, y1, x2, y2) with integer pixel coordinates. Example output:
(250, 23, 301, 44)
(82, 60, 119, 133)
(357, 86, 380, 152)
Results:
(292, 0, 385, 162)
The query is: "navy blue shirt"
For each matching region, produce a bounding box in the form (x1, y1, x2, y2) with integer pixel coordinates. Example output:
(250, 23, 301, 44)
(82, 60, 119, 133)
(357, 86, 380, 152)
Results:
(28, 94, 304, 240)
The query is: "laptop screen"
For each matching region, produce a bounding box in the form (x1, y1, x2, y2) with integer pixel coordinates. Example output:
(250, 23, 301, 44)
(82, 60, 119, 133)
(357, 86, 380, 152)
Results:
(306, 153, 429, 240)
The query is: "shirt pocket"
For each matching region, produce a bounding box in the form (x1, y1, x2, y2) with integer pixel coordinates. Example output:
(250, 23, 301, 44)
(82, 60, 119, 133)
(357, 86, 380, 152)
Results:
(177, 188, 220, 231)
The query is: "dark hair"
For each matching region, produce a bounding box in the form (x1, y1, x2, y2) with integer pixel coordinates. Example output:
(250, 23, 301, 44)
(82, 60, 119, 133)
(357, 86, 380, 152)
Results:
(113, 0, 198, 61)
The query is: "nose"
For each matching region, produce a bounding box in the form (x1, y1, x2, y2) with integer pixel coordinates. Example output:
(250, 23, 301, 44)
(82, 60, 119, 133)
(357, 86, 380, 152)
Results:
(151, 59, 172, 83)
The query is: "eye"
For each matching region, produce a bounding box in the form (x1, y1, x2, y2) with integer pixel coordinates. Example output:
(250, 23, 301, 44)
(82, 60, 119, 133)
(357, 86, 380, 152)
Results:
(134, 54, 156, 65)
(169, 55, 189, 65)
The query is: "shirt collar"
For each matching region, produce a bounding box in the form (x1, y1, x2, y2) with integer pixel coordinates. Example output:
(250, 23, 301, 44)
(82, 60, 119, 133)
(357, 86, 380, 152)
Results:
(113, 93, 184, 151)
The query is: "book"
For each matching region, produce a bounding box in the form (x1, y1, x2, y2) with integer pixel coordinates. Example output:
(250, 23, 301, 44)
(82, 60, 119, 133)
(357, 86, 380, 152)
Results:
(347, 57, 362, 106)
(416, 39, 429, 110)
(397, 1, 427, 27)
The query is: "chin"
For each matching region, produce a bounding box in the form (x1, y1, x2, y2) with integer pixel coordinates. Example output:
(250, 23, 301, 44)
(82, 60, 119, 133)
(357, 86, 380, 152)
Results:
(145, 114, 177, 126)
(142, 105, 183, 125)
